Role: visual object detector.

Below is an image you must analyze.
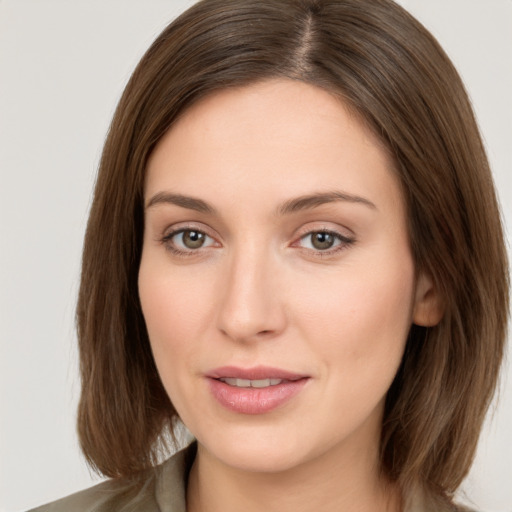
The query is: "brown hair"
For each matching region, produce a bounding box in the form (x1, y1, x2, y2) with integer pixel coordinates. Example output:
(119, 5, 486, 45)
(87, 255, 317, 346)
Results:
(77, 0, 509, 506)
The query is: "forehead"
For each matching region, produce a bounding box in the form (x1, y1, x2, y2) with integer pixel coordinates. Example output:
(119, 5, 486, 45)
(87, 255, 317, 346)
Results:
(154, 79, 385, 156)
(145, 79, 402, 215)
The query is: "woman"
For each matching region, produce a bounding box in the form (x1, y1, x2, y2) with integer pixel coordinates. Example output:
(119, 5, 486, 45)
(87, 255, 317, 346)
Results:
(29, 0, 509, 511)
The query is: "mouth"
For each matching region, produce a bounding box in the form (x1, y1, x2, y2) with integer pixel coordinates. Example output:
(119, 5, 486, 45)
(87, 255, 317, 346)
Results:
(217, 377, 287, 388)
(207, 365, 307, 382)
(206, 366, 310, 414)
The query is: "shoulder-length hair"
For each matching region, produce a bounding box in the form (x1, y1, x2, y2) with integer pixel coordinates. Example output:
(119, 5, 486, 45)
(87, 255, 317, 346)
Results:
(77, 0, 509, 506)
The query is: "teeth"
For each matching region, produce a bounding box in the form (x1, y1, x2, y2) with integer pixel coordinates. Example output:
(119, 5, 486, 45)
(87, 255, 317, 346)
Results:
(252, 379, 271, 388)
(220, 378, 283, 388)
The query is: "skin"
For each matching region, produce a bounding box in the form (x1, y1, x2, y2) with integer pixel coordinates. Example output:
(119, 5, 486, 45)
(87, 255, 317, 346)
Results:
(138, 79, 441, 512)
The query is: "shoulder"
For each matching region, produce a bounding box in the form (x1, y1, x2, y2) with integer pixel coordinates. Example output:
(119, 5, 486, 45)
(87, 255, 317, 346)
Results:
(27, 475, 157, 512)
(406, 486, 481, 512)
(27, 444, 194, 512)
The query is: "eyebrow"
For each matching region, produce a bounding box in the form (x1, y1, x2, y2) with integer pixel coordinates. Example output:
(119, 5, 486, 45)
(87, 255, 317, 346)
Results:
(276, 191, 377, 215)
(146, 192, 216, 214)
(145, 190, 377, 215)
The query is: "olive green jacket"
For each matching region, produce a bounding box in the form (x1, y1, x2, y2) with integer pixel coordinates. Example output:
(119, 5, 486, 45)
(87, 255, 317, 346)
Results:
(28, 445, 195, 512)
(28, 443, 471, 512)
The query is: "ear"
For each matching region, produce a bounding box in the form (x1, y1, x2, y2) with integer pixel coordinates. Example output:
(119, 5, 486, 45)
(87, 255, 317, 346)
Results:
(412, 272, 444, 327)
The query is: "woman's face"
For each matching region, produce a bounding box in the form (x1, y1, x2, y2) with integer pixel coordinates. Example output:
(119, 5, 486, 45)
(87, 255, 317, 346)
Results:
(139, 79, 435, 473)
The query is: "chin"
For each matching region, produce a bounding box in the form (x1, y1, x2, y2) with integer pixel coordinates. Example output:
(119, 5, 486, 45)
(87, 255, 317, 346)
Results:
(196, 426, 311, 474)
(219, 447, 306, 474)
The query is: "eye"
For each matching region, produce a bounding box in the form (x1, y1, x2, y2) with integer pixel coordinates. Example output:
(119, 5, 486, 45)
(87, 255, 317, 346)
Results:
(163, 228, 216, 254)
(297, 230, 354, 253)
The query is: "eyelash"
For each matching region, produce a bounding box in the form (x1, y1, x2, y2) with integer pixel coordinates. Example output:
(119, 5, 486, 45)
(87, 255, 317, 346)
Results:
(293, 229, 355, 257)
(160, 227, 218, 257)
(160, 227, 356, 258)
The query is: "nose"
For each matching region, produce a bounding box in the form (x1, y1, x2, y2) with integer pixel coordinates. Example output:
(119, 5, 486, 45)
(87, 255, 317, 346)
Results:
(216, 245, 287, 343)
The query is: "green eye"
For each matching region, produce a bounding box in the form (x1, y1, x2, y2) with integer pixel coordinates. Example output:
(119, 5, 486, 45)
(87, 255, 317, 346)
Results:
(298, 230, 354, 253)
(164, 228, 215, 253)
(310, 232, 336, 250)
(180, 230, 206, 249)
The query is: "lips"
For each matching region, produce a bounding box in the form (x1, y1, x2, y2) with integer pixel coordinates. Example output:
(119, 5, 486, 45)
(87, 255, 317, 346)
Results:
(206, 366, 309, 414)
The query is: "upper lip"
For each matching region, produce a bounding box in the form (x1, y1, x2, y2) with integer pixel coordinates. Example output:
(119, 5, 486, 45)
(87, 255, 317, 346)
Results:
(207, 365, 308, 381)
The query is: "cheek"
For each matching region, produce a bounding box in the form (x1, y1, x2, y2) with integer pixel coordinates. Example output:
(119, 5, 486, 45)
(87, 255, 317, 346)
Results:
(288, 255, 415, 440)
(138, 256, 223, 422)
(294, 253, 415, 372)
(138, 256, 216, 375)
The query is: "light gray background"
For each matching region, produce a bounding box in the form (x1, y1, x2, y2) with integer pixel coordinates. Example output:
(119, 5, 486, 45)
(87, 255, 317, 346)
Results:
(1, 1, 511, 511)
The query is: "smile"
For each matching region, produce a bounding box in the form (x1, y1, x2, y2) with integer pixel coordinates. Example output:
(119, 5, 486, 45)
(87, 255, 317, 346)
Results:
(207, 366, 309, 414)
(218, 377, 284, 388)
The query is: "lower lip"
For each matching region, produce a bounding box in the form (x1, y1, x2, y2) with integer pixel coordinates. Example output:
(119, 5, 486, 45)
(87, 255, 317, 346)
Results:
(207, 378, 309, 414)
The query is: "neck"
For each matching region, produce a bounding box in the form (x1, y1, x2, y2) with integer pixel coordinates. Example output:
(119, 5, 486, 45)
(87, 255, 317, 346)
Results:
(186, 438, 401, 512)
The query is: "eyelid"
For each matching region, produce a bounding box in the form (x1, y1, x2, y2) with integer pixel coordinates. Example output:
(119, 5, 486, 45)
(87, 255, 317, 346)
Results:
(157, 221, 355, 258)
(291, 225, 356, 256)
(293, 222, 355, 241)
(168, 229, 216, 246)
(161, 221, 218, 239)
(159, 222, 221, 256)
(295, 229, 353, 245)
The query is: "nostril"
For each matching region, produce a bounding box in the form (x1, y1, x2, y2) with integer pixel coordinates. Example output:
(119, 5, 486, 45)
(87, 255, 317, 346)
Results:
(256, 329, 276, 337)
